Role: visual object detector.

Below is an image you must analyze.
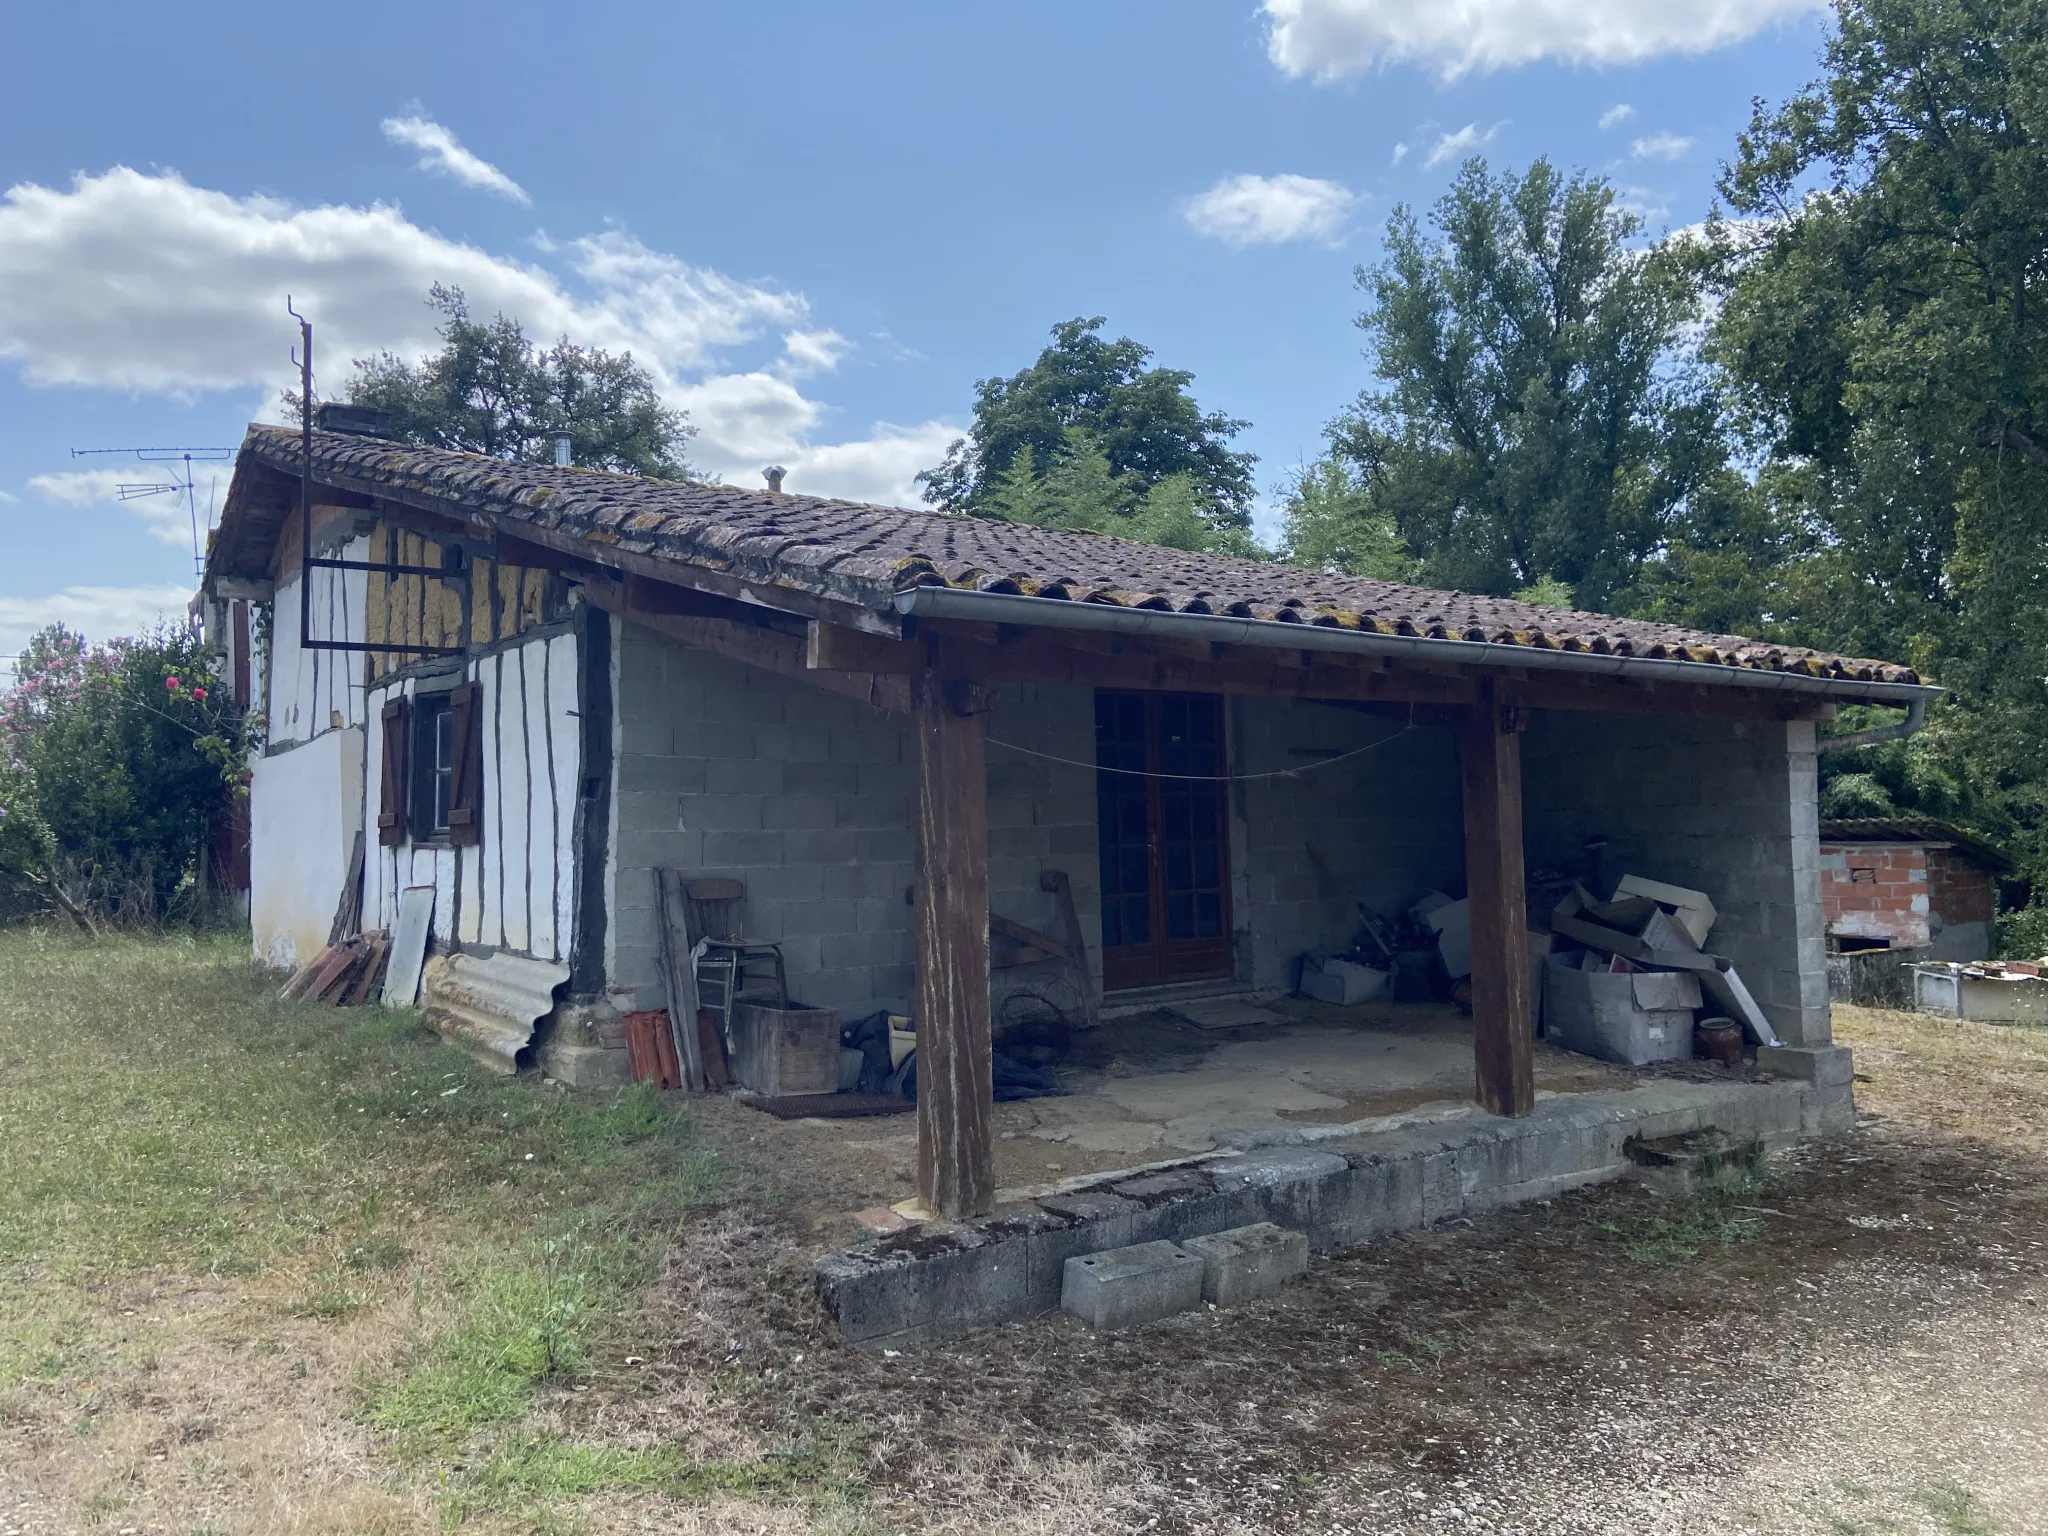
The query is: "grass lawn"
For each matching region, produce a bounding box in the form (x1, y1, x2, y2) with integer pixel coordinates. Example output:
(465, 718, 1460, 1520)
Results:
(1, 931, 2043, 1535)
(0, 928, 859, 1534)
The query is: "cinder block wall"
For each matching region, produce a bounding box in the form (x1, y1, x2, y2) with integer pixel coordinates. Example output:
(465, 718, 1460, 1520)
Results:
(1232, 698, 1465, 990)
(603, 618, 1098, 1022)
(1521, 711, 1830, 1046)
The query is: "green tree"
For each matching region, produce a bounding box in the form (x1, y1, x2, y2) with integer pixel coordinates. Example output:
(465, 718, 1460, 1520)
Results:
(1273, 455, 1415, 581)
(343, 285, 693, 478)
(0, 624, 252, 929)
(1709, 0, 2048, 885)
(917, 317, 1258, 538)
(1331, 159, 1740, 612)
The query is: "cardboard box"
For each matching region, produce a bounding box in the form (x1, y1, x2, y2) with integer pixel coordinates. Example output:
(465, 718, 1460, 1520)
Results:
(1543, 954, 1697, 1065)
(1613, 876, 1718, 949)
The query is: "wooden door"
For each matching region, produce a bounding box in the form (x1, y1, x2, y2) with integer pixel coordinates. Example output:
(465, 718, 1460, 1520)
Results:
(1095, 691, 1233, 991)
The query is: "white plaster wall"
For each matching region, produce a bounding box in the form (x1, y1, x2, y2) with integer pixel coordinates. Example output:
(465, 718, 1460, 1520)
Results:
(250, 728, 364, 970)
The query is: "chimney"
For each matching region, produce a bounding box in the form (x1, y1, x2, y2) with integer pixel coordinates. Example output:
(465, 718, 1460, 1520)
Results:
(553, 432, 573, 467)
(763, 465, 787, 495)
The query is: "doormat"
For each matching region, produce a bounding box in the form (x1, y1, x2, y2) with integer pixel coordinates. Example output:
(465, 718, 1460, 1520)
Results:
(739, 1092, 914, 1120)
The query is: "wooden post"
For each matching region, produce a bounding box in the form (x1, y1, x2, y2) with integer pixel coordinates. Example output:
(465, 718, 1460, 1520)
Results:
(1460, 677, 1535, 1117)
(911, 653, 996, 1219)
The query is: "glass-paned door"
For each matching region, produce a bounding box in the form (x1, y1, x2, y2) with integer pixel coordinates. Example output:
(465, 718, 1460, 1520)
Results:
(1094, 691, 1233, 991)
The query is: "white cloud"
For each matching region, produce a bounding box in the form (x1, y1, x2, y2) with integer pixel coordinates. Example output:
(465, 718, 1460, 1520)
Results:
(0, 585, 194, 663)
(1630, 132, 1695, 161)
(381, 114, 530, 204)
(1391, 142, 1410, 166)
(1599, 103, 1637, 130)
(25, 466, 208, 547)
(1425, 122, 1501, 170)
(0, 167, 956, 509)
(1184, 173, 1358, 247)
(776, 328, 851, 379)
(1264, 0, 1826, 80)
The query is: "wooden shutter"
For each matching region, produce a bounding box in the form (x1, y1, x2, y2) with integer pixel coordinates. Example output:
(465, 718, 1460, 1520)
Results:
(377, 696, 410, 847)
(447, 681, 484, 847)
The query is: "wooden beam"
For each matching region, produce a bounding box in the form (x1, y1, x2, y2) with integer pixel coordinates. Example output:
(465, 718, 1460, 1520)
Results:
(1460, 677, 1535, 1118)
(581, 581, 910, 713)
(912, 652, 996, 1220)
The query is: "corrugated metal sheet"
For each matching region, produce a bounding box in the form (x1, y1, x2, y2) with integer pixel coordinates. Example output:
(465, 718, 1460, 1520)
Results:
(422, 951, 570, 1073)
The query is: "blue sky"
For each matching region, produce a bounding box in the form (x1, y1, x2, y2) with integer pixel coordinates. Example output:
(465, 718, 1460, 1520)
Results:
(0, 0, 1835, 659)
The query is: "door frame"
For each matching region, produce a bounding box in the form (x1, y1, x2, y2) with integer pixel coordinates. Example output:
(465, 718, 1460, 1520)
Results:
(1094, 690, 1236, 993)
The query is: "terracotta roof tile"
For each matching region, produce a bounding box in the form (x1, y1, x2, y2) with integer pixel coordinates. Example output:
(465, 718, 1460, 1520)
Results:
(229, 427, 1922, 688)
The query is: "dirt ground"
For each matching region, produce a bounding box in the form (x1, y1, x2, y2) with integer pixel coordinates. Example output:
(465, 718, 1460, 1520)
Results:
(3, 992, 2045, 1534)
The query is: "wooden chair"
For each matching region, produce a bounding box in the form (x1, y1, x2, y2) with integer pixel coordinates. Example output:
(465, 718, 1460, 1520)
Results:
(684, 877, 789, 1048)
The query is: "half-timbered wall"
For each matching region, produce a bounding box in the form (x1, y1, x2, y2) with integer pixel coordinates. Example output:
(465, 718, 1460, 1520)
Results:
(362, 629, 581, 959)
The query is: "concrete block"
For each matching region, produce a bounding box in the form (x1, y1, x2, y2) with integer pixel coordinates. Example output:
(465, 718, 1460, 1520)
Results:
(818, 1227, 1032, 1345)
(1758, 1044, 1854, 1087)
(1802, 1081, 1858, 1136)
(1061, 1240, 1205, 1330)
(1181, 1223, 1309, 1306)
(536, 1039, 632, 1089)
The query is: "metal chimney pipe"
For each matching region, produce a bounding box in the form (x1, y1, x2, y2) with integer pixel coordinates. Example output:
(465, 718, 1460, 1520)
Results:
(553, 432, 573, 467)
(763, 465, 787, 494)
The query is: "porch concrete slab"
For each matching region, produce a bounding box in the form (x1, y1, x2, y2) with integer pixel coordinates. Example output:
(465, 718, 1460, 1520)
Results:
(815, 1070, 1837, 1350)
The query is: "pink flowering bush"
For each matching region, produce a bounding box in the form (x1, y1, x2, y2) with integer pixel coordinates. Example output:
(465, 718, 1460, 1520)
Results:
(0, 623, 252, 927)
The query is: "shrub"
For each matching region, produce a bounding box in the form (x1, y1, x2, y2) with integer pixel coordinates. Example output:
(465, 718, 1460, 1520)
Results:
(0, 623, 252, 928)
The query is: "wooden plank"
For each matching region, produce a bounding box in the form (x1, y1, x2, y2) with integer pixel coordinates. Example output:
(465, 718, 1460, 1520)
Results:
(1460, 677, 1535, 1117)
(653, 868, 708, 1093)
(912, 652, 996, 1220)
(581, 582, 912, 713)
(988, 909, 1069, 959)
(1040, 869, 1100, 1032)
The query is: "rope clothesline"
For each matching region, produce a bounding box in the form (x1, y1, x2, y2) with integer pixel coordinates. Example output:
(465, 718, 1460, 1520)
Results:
(982, 713, 1419, 784)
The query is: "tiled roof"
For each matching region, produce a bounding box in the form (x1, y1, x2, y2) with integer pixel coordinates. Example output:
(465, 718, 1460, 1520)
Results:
(1819, 818, 2012, 871)
(227, 426, 1923, 687)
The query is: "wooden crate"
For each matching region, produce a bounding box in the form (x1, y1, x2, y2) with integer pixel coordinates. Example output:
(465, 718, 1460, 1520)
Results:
(729, 999, 840, 1096)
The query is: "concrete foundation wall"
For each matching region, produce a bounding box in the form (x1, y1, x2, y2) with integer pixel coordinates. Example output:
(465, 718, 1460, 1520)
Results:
(604, 619, 1098, 1022)
(1231, 699, 1464, 989)
(1522, 712, 1830, 1046)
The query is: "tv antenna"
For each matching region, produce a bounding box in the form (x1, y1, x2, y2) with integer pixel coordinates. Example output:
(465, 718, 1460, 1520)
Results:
(68, 445, 233, 578)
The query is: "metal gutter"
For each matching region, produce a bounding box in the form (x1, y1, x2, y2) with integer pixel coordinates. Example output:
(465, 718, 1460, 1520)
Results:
(893, 586, 1940, 706)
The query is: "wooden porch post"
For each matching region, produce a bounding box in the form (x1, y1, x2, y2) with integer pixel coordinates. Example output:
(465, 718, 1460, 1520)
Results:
(911, 652, 996, 1219)
(1460, 676, 1535, 1117)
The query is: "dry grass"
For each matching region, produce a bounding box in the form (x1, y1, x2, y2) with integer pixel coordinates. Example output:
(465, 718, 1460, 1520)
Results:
(1833, 1002, 2048, 1152)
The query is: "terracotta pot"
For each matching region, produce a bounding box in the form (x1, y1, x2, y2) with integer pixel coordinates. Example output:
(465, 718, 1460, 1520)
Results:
(1696, 1015, 1743, 1066)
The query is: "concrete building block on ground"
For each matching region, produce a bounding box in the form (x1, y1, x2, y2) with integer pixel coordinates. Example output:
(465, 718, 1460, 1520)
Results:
(1758, 1043, 1855, 1087)
(1061, 1240, 1206, 1330)
(1181, 1223, 1309, 1306)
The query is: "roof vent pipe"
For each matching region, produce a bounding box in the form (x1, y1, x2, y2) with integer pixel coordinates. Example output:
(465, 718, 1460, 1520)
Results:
(763, 465, 787, 495)
(553, 432, 573, 467)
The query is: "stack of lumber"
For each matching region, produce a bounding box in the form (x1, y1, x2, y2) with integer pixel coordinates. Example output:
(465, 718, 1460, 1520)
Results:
(280, 932, 392, 1006)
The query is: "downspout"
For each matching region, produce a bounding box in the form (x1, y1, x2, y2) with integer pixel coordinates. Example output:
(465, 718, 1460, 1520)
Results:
(1815, 694, 1928, 754)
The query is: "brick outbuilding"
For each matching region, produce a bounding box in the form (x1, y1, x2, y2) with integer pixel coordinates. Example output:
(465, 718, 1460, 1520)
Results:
(1818, 817, 2011, 959)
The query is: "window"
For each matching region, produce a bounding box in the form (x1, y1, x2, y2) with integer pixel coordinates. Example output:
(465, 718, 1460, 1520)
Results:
(411, 692, 455, 839)
(378, 683, 482, 848)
